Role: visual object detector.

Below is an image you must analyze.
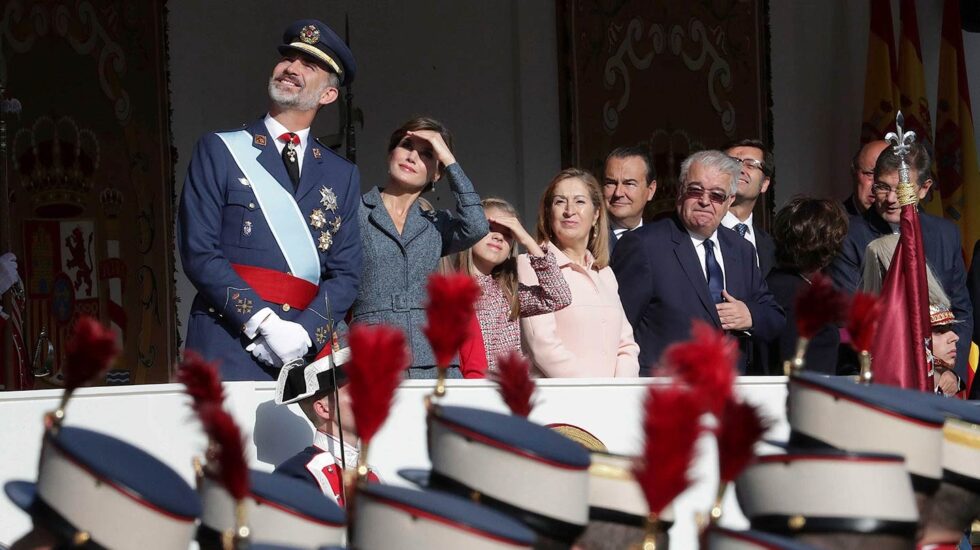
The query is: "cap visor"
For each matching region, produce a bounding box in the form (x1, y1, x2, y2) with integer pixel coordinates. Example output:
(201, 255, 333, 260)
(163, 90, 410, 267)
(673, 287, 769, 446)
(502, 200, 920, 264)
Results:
(397, 468, 431, 488)
(4, 480, 37, 512)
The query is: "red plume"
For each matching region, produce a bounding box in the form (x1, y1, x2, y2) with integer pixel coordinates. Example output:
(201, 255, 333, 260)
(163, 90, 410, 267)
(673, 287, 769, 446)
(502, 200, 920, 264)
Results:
(632, 385, 704, 515)
(423, 273, 481, 366)
(794, 273, 848, 339)
(176, 351, 225, 411)
(659, 321, 738, 416)
(346, 324, 409, 446)
(64, 316, 120, 391)
(492, 351, 537, 417)
(198, 404, 250, 501)
(847, 292, 883, 352)
(716, 398, 770, 484)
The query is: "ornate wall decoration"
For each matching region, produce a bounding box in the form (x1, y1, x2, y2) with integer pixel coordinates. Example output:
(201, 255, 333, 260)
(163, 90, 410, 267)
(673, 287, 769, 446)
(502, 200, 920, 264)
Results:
(557, 0, 773, 219)
(1, 0, 175, 387)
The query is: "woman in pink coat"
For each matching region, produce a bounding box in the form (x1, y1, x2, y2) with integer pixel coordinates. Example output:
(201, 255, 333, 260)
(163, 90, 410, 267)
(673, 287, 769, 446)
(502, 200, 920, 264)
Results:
(518, 168, 640, 377)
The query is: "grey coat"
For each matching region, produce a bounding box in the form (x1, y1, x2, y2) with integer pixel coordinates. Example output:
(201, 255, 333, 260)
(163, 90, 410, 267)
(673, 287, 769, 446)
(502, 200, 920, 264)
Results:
(352, 163, 488, 367)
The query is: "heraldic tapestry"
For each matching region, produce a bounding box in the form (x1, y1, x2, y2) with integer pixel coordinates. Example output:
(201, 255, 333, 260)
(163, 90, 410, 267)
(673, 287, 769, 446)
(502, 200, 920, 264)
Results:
(556, 0, 773, 219)
(1, 0, 176, 388)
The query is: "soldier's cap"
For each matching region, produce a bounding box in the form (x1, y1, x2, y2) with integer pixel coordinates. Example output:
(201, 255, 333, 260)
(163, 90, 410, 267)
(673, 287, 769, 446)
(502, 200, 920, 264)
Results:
(276, 321, 351, 405)
(399, 405, 591, 544)
(4, 426, 201, 549)
(787, 371, 946, 493)
(355, 484, 536, 549)
(587, 450, 674, 528)
(706, 525, 820, 549)
(735, 446, 919, 537)
(278, 19, 356, 86)
(197, 469, 346, 548)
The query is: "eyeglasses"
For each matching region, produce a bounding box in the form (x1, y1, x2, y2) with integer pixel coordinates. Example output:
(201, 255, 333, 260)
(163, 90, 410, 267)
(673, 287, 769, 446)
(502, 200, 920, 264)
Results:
(871, 182, 916, 196)
(731, 157, 766, 172)
(681, 185, 729, 205)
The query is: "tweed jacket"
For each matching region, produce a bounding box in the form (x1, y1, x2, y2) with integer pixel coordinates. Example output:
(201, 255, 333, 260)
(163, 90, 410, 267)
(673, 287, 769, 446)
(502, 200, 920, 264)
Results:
(352, 163, 488, 367)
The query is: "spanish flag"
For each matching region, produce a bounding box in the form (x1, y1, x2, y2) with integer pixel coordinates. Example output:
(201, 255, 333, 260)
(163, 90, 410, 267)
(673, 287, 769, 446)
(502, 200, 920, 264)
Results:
(861, 0, 900, 144)
(935, 0, 980, 259)
(897, 0, 942, 217)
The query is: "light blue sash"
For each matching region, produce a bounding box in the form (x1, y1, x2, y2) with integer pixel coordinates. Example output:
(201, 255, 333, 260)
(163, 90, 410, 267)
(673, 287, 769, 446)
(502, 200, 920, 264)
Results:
(216, 130, 320, 285)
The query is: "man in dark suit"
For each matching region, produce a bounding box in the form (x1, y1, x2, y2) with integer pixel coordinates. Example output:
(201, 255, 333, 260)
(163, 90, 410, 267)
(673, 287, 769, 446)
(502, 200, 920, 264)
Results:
(611, 150, 785, 375)
(843, 140, 888, 217)
(722, 139, 776, 278)
(602, 146, 657, 253)
(829, 142, 973, 389)
(179, 20, 362, 380)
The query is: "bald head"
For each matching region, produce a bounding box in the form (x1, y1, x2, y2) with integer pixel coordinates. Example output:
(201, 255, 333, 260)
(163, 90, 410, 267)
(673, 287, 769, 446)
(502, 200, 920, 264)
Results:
(851, 140, 889, 213)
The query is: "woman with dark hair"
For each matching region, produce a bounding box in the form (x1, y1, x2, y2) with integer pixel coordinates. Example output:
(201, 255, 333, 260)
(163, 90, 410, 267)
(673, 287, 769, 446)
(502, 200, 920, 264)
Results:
(766, 197, 849, 375)
(518, 168, 639, 377)
(353, 116, 488, 379)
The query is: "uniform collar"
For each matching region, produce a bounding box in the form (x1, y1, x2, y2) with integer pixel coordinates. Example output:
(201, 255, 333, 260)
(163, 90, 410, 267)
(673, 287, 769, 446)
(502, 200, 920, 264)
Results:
(263, 113, 311, 149)
(313, 430, 360, 468)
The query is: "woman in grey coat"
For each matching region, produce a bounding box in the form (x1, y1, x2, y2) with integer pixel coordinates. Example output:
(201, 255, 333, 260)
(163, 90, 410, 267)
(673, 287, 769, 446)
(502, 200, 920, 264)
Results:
(353, 116, 489, 378)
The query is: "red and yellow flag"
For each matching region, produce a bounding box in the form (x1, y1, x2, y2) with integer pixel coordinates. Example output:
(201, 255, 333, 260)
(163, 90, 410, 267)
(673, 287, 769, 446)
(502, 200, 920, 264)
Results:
(897, 0, 942, 216)
(935, 0, 980, 259)
(861, 0, 900, 144)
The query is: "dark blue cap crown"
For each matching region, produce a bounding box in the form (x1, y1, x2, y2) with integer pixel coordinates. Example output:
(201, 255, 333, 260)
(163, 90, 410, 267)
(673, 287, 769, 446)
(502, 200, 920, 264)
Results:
(278, 19, 356, 85)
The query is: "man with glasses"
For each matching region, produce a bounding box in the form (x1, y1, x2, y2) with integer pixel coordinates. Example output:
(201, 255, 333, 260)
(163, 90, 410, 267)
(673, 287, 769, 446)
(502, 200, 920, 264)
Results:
(830, 142, 972, 386)
(844, 140, 889, 217)
(611, 150, 784, 375)
(722, 139, 776, 278)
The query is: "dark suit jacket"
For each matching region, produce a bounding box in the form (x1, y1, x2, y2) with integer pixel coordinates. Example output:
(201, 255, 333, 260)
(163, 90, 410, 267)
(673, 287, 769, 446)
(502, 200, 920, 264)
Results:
(608, 224, 619, 253)
(828, 208, 974, 379)
(842, 194, 861, 217)
(754, 224, 775, 279)
(763, 268, 840, 375)
(611, 216, 785, 375)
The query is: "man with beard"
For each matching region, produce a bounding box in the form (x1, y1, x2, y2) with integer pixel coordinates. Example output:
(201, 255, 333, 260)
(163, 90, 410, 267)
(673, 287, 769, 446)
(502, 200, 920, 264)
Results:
(179, 20, 362, 380)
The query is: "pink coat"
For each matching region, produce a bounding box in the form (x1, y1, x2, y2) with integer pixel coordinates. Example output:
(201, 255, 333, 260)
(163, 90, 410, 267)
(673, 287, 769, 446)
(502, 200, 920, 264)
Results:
(517, 243, 640, 377)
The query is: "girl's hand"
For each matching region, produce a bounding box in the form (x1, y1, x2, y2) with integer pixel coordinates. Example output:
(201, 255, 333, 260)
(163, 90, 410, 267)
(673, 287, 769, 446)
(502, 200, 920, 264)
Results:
(488, 215, 544, 257)
(406, 130, 456, 167)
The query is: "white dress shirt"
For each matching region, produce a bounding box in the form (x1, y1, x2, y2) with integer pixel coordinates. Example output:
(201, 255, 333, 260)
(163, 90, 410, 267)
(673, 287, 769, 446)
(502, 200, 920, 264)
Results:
(264, 113, 311, 173)
(688, 229, 726, 289)
(611, 218, 643, 240)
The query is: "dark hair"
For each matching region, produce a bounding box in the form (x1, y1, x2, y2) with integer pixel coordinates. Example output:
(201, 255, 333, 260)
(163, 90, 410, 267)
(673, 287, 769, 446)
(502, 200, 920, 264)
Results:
(920, 481, 980, 534)
(605, 145, 656, 183)
(772, 197, 849, 273)
(723, 138, 774, 178)
(535, 168, 610, 269)
(874, 141, 931, 188)
(387, 116, 455, 191)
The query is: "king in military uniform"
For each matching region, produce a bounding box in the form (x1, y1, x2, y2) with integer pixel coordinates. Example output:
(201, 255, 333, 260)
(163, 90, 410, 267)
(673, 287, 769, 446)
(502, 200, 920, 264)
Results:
(178, 19, 362, 380)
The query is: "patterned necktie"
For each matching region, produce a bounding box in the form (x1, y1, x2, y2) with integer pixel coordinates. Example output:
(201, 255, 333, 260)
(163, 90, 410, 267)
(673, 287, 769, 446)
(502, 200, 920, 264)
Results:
(735, 223, 749, 238)
(703, 238, 725, 304)
(279, 132, 300, 191)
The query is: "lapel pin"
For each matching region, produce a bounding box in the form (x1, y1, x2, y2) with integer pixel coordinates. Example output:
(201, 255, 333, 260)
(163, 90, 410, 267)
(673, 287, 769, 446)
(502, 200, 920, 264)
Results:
(312, 147, 322, 159)
(254, 134, 267, 147)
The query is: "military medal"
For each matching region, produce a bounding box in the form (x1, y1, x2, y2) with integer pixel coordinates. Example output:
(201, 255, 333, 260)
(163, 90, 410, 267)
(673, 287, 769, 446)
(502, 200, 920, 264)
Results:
(309, 209, 327, 229)
(285, 143, 297, 163)
(330, 216, 342, 233)
(242, 220, 253, 237)
(319, 186, 338, 211)
(318, 231, 333, 252)
(312, 148, 322, 159)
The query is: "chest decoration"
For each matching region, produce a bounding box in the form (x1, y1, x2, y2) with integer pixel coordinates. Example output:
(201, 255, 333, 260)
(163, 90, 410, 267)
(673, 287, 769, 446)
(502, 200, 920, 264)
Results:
(320, 186, 338, 212)
(310, 186, 343, 252)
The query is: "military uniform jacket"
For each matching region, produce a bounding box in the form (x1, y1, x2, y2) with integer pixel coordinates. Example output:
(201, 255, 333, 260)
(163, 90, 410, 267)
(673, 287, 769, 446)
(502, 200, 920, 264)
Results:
(178, 118, 362, 380)
(274, 432, 376, 507)
(352, 164, 488, 368)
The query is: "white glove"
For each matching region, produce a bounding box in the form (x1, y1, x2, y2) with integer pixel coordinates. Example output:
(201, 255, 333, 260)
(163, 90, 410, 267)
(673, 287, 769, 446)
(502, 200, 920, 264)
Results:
(245, 336, 282, 368)
(256, 313, 312, 364)
(0, 253, 18, 295)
